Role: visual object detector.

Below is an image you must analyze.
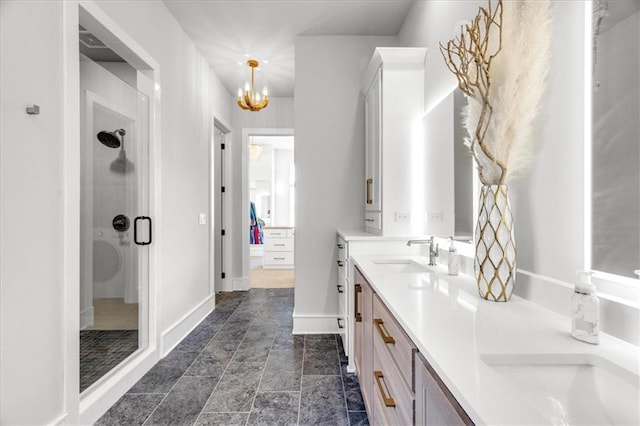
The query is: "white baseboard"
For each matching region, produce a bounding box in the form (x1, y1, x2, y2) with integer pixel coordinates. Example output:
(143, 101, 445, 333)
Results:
(80, 306, 94, 330)
(49, 412, 68, 426)
(292, 312, 340, 334)
(160, 295, 215, 356)
(232, 276, 250, 291)
(79, 347, 159, 425)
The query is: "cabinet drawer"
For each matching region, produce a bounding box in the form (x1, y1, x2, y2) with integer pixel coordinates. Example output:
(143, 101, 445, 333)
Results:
(263, 252, 294, 266)
(264, 237, 294, 251)
(263, 228, 289, 238)
(337, 237, 347, 261)
(338, 288, 346, 316)
(373, 339, 414, 426)
(364, 211, 382, 232)
(373, 294, 416, 390)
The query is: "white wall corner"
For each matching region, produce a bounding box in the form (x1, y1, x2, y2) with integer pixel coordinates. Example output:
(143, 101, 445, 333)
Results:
(160, 295, 215, 356)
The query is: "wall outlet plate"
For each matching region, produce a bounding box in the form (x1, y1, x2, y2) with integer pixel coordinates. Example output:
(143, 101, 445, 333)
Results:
(395, 212, 410, 222)
(199, 213, 207, 225)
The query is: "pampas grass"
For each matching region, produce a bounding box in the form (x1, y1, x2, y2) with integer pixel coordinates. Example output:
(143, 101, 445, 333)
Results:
(441, 0, 552, 185)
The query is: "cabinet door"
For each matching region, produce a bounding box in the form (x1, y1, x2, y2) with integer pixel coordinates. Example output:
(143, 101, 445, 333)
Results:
(365, 67, 382, 213)
(353, 267, 374, 423)
(361, 276, 374, 417)
(415, 353, 474, 426)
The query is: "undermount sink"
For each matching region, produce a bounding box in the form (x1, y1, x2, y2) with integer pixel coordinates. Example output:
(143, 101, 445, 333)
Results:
(371, 259, 431, 273)
(481, 353, 639, 425)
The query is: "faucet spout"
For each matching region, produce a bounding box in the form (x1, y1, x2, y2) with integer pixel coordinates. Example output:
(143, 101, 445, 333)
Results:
(407, 237, 440, 267)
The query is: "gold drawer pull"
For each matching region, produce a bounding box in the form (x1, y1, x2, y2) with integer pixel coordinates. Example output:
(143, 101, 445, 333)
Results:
(374, 318, 395, 344)
(366, 178, 373, 204)
(355, 284, 362, 322)
(337, 318, 344, 329)
(336, 284, 344, 293)
(337, 260, 344, 267)
(374, 371, 396, 407)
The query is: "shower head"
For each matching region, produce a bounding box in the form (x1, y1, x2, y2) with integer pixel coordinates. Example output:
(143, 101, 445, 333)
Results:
(97, 129, 126, 148)
(108, 130, 134, 174)
(110, 148, 135, 174)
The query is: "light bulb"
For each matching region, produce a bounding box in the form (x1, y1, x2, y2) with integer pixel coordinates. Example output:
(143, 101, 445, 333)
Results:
(237, 88, 243, 98)
(244, 82, 250, 92)
(256, 93, 262, 102)
(262, 87, 268, 96)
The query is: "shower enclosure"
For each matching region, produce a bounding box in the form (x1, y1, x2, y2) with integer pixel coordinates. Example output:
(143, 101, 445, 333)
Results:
(79, 54, 150, 393)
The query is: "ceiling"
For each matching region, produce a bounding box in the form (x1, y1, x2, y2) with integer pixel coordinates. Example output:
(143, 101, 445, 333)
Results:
(162, 0, 414, 97)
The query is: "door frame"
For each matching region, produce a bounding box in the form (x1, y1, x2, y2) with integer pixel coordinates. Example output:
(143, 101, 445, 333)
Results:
(211, 118, 232, 293)
(63, 1, 162, 423)
(241, 127, 294, 289)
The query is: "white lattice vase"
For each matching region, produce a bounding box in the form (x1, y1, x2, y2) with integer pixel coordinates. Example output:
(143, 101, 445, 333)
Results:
(475, 185, 516, 301)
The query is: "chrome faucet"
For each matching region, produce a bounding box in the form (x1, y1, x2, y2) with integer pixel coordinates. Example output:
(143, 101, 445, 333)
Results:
(406, 237, 439, 266)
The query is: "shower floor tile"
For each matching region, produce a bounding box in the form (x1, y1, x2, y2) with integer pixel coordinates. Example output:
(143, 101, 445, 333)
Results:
(80, 330, 138, 393)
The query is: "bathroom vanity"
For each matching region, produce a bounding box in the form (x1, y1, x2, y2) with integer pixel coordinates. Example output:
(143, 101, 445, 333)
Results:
(263, 227, 294, 269)
(350, 254, 640, 425)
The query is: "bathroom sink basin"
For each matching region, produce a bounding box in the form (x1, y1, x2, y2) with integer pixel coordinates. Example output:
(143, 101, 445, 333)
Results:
(481, 353, 639, 425)
(371, 259, 431, 273)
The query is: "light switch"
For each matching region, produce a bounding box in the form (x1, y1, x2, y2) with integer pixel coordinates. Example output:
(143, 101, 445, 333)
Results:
(199, 213, 207, 225)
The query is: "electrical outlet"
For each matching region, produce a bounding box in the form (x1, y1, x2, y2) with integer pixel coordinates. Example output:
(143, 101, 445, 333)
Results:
(427, 211, 444, 223)
(395, 212, 410, 222)
(199, 213, 207, 225)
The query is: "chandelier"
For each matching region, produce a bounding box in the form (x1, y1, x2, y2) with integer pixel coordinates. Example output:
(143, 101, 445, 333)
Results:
(249, 143, 263, 159)
(237, 58, 269, 112)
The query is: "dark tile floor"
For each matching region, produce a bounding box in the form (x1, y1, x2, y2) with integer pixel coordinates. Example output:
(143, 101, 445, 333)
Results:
(80, 330, 138, 393)
(97, 289, 369, 425)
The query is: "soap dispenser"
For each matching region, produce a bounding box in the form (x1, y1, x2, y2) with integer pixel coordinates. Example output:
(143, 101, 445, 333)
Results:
(447, 238, 459, 276)
(571, 271, 599, 344)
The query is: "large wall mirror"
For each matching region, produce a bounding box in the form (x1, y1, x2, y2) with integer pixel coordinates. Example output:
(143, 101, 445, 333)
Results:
(592, 0, 640, 279)
(423, 88, 474, 240)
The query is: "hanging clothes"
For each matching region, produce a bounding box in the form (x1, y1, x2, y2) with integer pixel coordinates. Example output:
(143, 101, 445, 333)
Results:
(250, 201, 263, 244)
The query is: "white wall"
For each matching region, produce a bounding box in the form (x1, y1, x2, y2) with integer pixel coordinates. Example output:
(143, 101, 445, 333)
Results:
(230, 97, 294, 287)
(273, 148, 294, 227)
(398, 1, 638, 345)
(0, 2, 66, 423)
(294, 36, 396, 331)
(0, 0, 232, 423)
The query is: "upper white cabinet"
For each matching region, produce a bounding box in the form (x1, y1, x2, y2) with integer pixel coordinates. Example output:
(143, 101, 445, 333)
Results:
(362, 47, 427, 236)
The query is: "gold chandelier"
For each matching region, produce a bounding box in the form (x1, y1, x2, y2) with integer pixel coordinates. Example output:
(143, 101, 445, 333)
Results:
(237, 59, 269, 112)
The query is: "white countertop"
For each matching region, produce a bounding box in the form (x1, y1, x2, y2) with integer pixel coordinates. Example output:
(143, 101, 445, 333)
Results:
(352, 254, 640, 425)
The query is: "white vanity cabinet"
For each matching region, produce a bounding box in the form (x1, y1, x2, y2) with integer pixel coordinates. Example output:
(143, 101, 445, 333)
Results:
(263, 227, 294, 269)
(336, 230, 427, 372)
(362, 47, 427, 236)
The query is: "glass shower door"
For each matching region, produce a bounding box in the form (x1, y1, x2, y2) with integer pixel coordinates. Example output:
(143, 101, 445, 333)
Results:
(79, 55, 150, 393)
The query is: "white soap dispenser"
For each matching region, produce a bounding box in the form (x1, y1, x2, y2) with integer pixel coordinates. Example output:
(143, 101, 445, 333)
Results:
(571, 270, 599, 344)
(447, 238, 459, 276)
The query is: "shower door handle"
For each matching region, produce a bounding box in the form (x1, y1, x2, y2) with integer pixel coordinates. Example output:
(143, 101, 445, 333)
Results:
(134, 216, 152, 245)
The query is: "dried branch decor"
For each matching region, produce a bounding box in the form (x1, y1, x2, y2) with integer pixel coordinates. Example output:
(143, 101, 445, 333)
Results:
(439, 0, 552, 185)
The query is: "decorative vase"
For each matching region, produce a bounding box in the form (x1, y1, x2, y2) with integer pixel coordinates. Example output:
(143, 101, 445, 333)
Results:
(475, 184, 516, 301)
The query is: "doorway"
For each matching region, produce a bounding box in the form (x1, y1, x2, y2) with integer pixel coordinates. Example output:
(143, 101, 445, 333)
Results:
(247, 134, 295, 288)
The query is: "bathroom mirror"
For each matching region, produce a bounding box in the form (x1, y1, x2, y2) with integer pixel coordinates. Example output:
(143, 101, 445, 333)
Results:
(423, 89, 474, 240)
(591, 0, 640, 280)
(453, 89, 474, 239)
